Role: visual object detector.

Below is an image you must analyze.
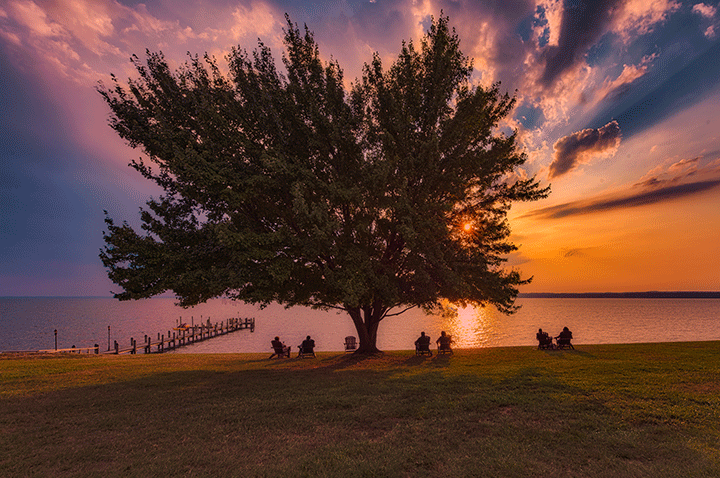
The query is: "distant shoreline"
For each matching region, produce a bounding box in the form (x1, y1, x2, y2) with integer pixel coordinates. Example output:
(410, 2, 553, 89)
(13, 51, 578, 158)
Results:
(518, 291, 720, 299)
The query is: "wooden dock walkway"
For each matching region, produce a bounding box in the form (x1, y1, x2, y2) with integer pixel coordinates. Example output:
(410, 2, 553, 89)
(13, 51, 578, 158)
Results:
(109, 317, 255, 355)
(35, 317, 255, 355)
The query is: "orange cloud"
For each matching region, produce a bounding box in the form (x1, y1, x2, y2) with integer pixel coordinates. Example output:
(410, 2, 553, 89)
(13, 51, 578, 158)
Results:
(612, 0, 681, 41)
(692, 3, 717, 18)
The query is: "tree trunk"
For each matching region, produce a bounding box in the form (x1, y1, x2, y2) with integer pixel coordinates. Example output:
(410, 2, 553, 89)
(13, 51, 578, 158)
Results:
(347, 304, 386, 354)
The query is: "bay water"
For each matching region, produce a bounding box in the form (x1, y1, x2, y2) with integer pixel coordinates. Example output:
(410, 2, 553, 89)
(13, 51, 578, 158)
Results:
(1, 297, 718, 353)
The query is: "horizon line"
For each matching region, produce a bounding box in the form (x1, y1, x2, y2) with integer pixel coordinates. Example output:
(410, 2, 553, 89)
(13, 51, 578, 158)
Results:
(2, 291, 720, 300)
(518, 291, 720, 298)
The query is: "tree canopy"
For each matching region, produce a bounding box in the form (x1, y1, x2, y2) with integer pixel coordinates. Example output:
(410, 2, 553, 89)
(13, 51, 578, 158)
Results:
(99, 14, 549, 353)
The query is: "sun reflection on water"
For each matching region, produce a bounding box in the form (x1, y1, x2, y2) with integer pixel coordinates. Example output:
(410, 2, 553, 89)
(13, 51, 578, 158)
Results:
(438, 302, 501, 348)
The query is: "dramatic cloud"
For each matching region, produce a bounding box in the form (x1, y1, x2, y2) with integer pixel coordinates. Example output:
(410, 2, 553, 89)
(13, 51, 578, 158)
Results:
(668, 156, 700, 172)
(548, 121, 622, 178)
(692, 2, 719, 38)
(537, 0, 680, 98)
(588, 41, 720, 140)
(611, 0, 680, 40)
(692, 3, 717, 18)
(525, 178, 720, 219)
(540, 0, 621, 87)
(597, 54, 656, 103)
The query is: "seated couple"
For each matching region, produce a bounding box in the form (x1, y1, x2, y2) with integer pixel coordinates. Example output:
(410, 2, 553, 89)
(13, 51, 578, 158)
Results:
(415, 331, 453, 355)
(269, 335, 316, 358)
(536, 327, 574, 350)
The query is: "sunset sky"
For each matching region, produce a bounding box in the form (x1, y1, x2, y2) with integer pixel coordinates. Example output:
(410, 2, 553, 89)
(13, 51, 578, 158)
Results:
(1, 0, 719, 297)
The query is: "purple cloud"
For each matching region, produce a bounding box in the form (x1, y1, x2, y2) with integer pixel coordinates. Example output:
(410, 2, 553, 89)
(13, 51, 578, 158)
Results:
(540, 0, 622, 87)
(548, 121, 622, 178)
(525, 178, 720, 219)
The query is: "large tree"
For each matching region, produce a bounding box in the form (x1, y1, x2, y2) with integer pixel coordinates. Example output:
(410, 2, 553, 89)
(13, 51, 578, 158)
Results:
(99, 15, 548, 353)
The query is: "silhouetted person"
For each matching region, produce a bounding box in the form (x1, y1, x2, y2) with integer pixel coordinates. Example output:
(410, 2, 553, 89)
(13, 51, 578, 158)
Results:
(536, 328, 552, 349)
(436, 331, 453, 353)
(415, 331, 432, 355)
(270, 336, 290, 358)
(555, 327, 574, 349)
(301, 335, 315, 354)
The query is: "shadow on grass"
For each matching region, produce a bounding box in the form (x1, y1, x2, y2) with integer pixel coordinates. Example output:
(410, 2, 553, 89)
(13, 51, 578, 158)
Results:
(4, 347, 720, 477)
(402, 354, 434, 366)
(539, 348, 595, 358)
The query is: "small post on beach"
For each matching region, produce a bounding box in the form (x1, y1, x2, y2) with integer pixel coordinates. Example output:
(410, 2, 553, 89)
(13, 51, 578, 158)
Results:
(114, 340, 118, 354)
(107, 326, 110, 351)
(94, 344, 99, 355)
(54, 329, 57, 350)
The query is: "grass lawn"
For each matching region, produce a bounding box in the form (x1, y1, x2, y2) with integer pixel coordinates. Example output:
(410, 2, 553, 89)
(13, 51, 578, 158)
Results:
(1, 342, 719, 477)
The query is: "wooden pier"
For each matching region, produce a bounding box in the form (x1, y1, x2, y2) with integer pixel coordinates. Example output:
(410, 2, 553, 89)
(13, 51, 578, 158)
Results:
(36, 317, 255, 355)
(110, 317, 255, 355)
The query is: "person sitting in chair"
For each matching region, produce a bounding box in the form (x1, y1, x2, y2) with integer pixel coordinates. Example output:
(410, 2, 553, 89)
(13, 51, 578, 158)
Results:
(299, 335, 315, 357)
(415, 331, 432, 355)
(536, 328, 553, 349)
(555, 327, 574, 349)
(269, 336, 291, 358)
(436, 331, 453, 353)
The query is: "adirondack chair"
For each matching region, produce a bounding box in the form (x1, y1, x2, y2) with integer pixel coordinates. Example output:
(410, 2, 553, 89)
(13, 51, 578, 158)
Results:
(436, 332, 453, 354)
(269, 337, 291, 358)
(415, 332, 432, 356)
(344, 336, 357, 353)
(298, 336, 316, 358)
(536, 329, 554, 350)
(555, 327, 574, 350)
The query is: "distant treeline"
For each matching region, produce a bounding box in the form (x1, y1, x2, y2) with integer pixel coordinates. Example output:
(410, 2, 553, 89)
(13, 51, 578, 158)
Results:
(518, 292, 720, 299)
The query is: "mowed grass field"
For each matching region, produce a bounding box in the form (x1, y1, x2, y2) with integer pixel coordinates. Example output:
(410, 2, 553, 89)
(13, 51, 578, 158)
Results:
(2, 342, 719, 477)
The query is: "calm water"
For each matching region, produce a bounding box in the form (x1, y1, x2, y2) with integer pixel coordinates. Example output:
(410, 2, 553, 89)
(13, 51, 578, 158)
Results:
(1, 297, 719, 353)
